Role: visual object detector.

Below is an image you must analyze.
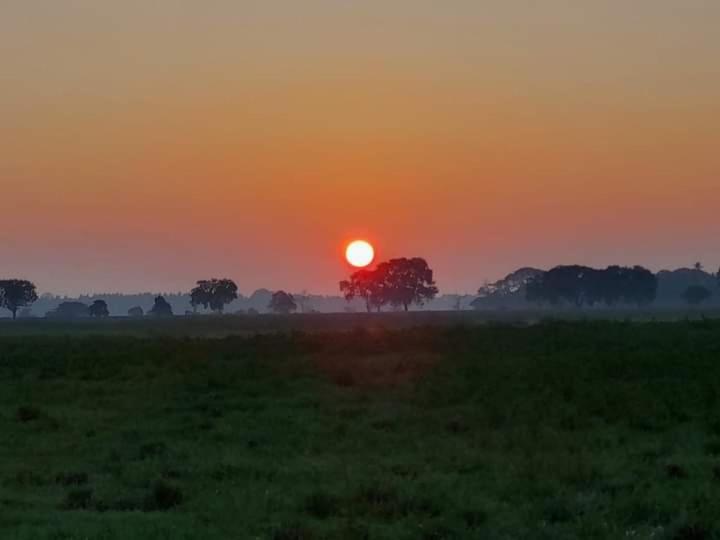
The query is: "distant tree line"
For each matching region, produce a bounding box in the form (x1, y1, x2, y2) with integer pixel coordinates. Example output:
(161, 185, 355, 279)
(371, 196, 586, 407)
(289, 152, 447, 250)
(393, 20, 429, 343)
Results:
(45, 296, 174, 319)
(2, 260, 719, 319)
(526, 265, 658, 307)
(472, 263, 719, 310)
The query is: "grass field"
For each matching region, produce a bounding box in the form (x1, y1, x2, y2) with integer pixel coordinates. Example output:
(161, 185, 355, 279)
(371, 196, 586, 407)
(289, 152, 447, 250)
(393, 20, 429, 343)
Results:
(2, 308, 720, 338)
(2, 320, 720, 539)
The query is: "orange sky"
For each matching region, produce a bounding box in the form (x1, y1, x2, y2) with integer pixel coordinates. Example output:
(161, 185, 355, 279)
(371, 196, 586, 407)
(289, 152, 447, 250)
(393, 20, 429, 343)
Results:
(1, 1, 719, 295)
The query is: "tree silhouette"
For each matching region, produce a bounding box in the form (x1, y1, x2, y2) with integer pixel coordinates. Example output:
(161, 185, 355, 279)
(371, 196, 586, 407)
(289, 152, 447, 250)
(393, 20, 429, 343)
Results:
(340, 268, 384, 312)
(526, 265, 657, 308)
(128, 306, 144, 318)
(375, 257, 438, 311)
(268, 291, 297, 314)
(149, 296, 173, 317)
(190, 279, 238, 313)
(0, 279, 38, 320)
(625, 266, 658, 306)
(473, 268, 544, 310)
(89, 300, 109, 318)
(683, 285, 712, 306)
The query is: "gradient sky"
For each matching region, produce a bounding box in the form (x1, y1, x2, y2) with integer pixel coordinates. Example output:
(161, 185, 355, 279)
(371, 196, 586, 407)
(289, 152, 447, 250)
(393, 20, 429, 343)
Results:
(2, 1, 719, 295)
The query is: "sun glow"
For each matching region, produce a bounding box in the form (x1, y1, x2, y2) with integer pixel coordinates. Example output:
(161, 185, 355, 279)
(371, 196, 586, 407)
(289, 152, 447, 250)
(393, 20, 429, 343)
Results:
(345, 240, 375, 268)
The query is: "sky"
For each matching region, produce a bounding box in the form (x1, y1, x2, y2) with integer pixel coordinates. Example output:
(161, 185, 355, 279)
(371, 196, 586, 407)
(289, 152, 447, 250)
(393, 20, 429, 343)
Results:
(1, 1, 719, 296)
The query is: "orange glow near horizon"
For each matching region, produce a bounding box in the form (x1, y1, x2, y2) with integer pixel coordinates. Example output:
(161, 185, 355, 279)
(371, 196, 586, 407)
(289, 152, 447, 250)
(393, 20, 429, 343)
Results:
(1, 2, 719, 295)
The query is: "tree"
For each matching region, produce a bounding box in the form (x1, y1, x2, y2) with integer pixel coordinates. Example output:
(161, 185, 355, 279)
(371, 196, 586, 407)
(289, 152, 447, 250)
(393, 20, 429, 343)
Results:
(625, 266, 658, 306)
(149, 296, 173, 317)
(526, 265, 657, 308)
(0, 280, 38, 320)
(128, 306, 144, 318)
(375, 257, 438, 311)
(190, 278, 238, 313)
(683, 285, 712, 306)
(88, 300, 109, 318)
(472, 268, 544, 310)
(340, 268, 384, 312)
(268, 291, 297, 314)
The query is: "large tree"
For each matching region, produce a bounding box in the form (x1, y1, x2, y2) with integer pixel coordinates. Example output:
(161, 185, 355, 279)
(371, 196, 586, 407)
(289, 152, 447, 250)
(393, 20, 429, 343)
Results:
(375, 257, 438, 311)
(89, 299, 110, 318)
(268, 291, 297, 314)
(190, 279, 238, 313)
(0, 279, 38, 320)
(340, 268, 385, 312)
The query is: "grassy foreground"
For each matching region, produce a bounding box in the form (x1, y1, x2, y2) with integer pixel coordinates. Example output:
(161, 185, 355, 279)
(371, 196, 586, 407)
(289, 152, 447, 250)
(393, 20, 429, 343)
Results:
(2, 321, 720, 539)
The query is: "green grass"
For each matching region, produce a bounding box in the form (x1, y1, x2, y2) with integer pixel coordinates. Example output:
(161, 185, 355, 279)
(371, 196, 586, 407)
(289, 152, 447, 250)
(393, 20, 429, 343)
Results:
(2, 321, 720, 539)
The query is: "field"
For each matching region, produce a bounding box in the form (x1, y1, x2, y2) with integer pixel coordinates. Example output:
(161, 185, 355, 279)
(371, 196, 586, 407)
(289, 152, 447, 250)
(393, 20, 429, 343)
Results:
(2, 318, 720, 539)
(2, 308, 720, 338)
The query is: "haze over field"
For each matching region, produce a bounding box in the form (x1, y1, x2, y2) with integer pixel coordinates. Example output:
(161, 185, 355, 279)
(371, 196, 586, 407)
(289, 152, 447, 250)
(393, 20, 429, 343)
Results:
(2, 1, 719, 295)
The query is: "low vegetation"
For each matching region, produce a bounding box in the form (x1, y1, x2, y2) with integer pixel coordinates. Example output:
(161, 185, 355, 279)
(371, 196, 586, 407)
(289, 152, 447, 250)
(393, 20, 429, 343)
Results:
(2, 320, 720, 538)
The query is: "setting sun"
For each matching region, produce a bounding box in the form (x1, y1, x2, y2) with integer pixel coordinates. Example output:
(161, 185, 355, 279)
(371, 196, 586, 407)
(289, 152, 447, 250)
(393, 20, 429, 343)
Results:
(345, 240, 375, 268)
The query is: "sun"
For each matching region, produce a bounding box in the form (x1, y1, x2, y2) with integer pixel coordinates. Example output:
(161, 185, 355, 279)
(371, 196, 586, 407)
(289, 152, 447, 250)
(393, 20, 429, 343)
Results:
(345, 240, 375, 268)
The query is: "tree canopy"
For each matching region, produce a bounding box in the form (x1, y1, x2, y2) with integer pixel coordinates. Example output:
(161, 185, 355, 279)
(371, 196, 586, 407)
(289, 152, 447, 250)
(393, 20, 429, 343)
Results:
(376, 258, 438, 311)
(268, 291, 297, 314)
(340, 268, 385, 312)
(89, 299, 110, 318)
(340, 257, 438, 312)
(0, 279, 39, 320)
(526, 265, 658, 307)
(190, 278, 238, 313)
(149, 296, 173, 317)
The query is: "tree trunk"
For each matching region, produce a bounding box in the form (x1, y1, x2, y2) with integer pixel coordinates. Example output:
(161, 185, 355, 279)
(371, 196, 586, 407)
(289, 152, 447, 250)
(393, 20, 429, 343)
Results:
(403, 303, 409, 312)
(11, 308, 17, 320)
